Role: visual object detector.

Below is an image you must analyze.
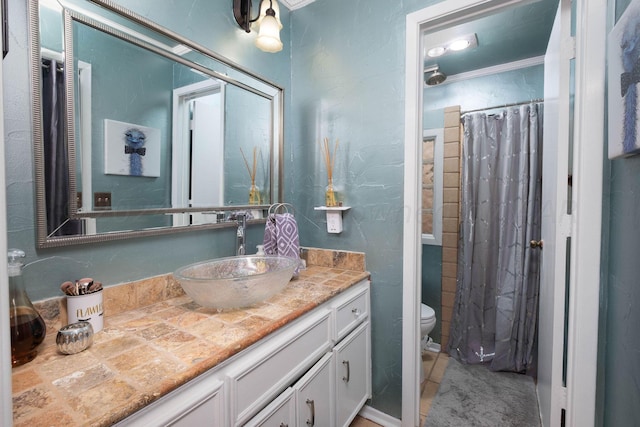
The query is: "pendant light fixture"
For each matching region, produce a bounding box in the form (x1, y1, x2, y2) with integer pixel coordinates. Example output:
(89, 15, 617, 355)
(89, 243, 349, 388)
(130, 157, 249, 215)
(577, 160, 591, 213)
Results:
(233, 0, 283, 53)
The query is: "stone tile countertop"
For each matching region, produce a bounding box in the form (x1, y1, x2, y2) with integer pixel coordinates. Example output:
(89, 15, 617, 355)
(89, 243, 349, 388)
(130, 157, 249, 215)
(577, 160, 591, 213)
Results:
(12, 248, 369, 427)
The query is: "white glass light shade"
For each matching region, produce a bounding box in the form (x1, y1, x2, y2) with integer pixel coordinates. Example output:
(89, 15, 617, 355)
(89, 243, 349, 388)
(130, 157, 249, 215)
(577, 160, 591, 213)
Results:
(254, 0, 283, 29)
(255, 15, 283, 53)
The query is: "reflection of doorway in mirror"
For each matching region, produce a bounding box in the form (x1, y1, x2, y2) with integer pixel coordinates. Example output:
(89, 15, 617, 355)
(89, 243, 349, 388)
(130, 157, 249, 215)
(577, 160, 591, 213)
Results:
(77, 60, 97, 235)
(190, 95, 224, 224)
(171, 80, 225, 226)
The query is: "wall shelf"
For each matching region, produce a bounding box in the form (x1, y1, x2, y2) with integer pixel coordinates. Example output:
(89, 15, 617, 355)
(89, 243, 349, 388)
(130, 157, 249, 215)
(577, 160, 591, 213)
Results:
(314, 206, 351, 233)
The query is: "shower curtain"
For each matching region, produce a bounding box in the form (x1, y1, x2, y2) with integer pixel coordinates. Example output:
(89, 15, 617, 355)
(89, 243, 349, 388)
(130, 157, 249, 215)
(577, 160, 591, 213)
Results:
(447, 103, 543, 373)
(42, 59, 82, 236)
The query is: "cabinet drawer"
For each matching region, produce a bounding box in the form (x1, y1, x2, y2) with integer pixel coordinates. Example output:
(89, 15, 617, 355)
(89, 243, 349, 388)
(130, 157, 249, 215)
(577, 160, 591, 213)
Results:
(169, 387, 224, 427)
(116, 378, 224, 427)
(228, 309, 332, 425)
(334, 284, 369, 341)
(245, 387, 295, 427)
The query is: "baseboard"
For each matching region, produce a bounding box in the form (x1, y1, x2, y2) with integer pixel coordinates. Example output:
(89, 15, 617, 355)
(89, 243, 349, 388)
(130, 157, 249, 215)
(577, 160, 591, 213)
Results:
(358, 405, 401, 427)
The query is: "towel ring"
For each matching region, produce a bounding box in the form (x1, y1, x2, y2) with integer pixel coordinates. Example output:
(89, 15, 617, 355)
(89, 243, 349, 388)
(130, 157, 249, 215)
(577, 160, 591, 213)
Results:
(268, 203, 295, 216)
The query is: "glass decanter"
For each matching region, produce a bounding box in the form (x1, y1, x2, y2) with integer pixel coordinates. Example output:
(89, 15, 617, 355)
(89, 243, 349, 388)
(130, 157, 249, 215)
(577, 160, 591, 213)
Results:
(8, 249, 46, 367)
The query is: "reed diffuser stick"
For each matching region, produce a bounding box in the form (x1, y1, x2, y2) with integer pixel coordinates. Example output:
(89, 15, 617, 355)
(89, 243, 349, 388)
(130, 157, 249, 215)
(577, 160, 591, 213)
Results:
(240, 147, 260, 204)
(240, 147, 257, 185)
(320, 137, 340, 180)
(319, 138, 340, 206)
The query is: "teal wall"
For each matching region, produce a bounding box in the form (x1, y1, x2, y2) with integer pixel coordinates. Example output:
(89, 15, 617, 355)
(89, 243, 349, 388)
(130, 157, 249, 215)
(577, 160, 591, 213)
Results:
(597, 0, 640, 424)
(422, 245, 442, 343)
(288, 0, 440, 417)
(224, 86, 272, 205)
(599, 158, 640, 426)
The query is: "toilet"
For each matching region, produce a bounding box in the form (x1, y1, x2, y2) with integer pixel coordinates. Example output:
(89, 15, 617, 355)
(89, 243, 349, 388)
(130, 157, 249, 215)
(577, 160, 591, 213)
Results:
(420, 303, 437, 383)
(420, 303, 437, 349)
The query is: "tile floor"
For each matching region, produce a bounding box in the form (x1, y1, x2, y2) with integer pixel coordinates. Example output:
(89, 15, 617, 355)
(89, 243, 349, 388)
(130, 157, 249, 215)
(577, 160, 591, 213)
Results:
(350, 416, 384, 426)
(350, 351, 450, 427)
(419, 351, 449, 424)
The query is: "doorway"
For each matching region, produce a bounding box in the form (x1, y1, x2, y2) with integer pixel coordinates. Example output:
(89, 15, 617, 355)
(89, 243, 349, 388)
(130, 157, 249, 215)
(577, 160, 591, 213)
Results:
(402, 0, 606, 425)
(171, 80, 225, 226)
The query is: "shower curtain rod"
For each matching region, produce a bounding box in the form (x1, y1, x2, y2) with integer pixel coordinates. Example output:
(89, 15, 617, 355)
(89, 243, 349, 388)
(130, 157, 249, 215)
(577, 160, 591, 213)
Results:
(461, 98, 544, 115)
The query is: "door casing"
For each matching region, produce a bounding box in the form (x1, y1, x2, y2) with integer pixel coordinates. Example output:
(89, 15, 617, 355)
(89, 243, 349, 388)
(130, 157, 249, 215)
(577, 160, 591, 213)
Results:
(402, 0, 606, 425)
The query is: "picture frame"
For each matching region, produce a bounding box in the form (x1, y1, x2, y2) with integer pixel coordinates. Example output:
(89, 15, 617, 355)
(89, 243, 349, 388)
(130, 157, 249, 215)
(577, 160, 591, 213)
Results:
(104, 119, 161, 177)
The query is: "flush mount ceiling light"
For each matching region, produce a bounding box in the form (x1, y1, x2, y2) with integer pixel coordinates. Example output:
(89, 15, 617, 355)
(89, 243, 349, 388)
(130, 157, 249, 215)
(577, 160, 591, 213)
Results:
(233, 0, 283, 53)
(425, 33, 478, 58)
(449, 38, 471, 51)
(426, 46, 446, 58)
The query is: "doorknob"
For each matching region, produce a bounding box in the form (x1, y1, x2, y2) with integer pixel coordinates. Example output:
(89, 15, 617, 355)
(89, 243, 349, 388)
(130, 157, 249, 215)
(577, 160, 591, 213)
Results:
(530, 240, 543, 249)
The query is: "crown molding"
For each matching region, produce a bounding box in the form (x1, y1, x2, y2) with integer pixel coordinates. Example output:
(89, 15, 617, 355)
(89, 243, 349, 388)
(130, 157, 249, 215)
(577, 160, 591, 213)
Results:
(278, 0, 317, 10)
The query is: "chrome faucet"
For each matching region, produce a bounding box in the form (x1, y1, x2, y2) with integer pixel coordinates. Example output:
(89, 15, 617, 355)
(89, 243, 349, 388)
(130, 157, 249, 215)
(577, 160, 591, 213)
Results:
(236, 212, 247, 255)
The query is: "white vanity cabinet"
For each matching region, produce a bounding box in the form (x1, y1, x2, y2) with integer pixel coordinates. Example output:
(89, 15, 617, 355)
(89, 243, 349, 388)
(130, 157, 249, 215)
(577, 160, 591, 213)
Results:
(334, 321, 371, 426)
(118, 377, 226, 426)
(244, 387, 296, 427)
(117, 279, 370, 427)
(168, 381, 224, 427)
(226, 308, 333, 425)
(294, 352, 335, 426)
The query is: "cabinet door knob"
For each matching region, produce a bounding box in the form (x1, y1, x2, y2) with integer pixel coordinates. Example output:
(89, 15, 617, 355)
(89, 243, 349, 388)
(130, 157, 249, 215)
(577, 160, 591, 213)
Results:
(342, 360, 350, 383)
(306, 399, 315, 426)
(351, 307, 360, 316)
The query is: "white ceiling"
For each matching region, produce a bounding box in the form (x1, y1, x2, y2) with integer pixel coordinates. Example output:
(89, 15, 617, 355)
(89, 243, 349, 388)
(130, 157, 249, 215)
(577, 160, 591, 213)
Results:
(278, 0, 317, 10)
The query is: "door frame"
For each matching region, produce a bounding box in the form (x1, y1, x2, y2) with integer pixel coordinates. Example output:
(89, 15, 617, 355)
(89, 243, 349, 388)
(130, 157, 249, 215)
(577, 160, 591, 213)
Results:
(0, 2, 11, 421)
(402, 0, 606, 425)
(171, 79, 225, 226)
(564, 0, 605, 424)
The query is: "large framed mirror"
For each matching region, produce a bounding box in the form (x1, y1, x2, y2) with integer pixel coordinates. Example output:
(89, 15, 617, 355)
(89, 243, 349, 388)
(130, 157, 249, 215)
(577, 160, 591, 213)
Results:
(30, 0, 284, 247)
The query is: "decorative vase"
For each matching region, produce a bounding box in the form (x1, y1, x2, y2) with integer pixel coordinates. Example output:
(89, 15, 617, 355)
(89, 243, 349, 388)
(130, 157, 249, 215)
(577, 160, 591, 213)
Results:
(325, 179, 338, 207)
(8, 249, 46, 367)
(249, 184, 261, 205)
